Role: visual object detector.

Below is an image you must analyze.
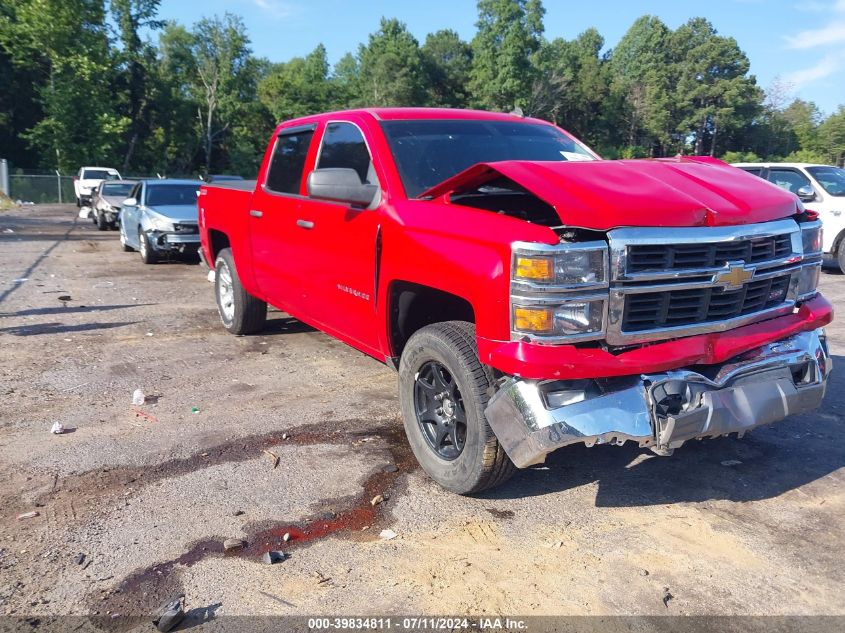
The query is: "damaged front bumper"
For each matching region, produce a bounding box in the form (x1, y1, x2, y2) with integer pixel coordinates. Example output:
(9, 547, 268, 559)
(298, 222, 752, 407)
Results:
(485, 328, 832, 468)
(150, 231, 200, 252)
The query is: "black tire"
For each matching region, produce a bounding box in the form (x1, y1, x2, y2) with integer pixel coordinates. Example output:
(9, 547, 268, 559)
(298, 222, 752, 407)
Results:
(838, 243, 845, 275)
(139, 230, 158, 264)
(214, 247, 267, 335)
(96, 211, 108, 231)
(399, 321, 515, 495)
(76, 196, 81, 208)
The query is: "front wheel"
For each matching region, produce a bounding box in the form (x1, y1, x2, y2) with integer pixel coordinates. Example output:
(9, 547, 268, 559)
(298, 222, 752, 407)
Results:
(214, 248, 267, 334)
(838, 243, 845, 274)
(399, 321, 515, 495)
(96, 211, 108, 231)
(139, 230, 158, 264)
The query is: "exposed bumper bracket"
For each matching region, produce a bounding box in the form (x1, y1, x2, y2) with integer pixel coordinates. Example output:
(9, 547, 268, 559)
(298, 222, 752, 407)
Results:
(485, 329, 832, 468)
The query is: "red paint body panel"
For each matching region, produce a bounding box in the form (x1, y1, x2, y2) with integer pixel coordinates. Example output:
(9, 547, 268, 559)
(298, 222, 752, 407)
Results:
(198, 107, 830, 383)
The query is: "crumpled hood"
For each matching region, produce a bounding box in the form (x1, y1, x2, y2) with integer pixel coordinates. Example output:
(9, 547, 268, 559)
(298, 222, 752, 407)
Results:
(145, 204, 199, 222)
(420, 156, 799, 230)
(103, 195, 128, 207)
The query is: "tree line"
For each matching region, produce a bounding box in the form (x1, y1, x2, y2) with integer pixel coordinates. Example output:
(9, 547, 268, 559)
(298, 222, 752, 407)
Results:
(1, 0, 844, 177)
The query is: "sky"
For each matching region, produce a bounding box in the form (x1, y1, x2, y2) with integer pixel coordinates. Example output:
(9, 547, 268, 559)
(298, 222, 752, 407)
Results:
(157, 0, 845, 115)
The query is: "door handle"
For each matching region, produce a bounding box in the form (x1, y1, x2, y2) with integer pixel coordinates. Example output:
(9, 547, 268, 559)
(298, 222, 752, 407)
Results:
(249, 209, 263, 218)
(296, 219, 314, 229)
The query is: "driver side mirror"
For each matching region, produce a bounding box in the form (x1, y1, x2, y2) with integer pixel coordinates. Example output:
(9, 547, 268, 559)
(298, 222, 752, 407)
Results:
(307, 168, 378, 208)
(122, 197, 138, 207)
(796, 185, 816, 202)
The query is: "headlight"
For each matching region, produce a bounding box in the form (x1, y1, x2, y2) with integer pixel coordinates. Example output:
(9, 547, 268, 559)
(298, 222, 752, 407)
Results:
(796, 264, 820, 300)
(147, 215, 173, 231)
(511, 240, 609, 341)
(512, 242, 608, 288)
(800, 223, 822, 256)
(513, 299, 606, 338)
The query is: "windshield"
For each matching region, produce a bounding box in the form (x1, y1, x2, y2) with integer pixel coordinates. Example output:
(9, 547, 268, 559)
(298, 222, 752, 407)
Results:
(83, 169, 118, 180)
(380, 119, 596, 197)
(145, 184, 200, 206)
(807, 166, 845, 196)
(102, 183, 133, 197)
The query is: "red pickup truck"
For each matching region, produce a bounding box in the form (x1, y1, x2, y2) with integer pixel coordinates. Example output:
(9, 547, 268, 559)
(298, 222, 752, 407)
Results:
(199, 108, 833, 494)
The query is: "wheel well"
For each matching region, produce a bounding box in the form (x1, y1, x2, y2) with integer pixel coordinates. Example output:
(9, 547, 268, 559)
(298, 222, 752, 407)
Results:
(208, 229, 231, 262)
(389, 281, 475, 360)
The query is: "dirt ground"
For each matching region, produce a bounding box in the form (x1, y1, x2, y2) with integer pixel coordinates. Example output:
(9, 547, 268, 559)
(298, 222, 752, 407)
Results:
(1, 205, 844, 629)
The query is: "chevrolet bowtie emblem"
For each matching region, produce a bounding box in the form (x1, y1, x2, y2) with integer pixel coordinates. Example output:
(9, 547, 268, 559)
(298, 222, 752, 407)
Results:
(715, 264, 755, 290)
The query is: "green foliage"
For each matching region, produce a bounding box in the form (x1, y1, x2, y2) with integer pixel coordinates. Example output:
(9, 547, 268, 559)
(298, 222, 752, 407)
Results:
(422, 30, 473, 107)
(357, 18, 427, 107)
(720, 150, 761, 163)
(1, 0, 843, 176)
(470, 0, 544, 111)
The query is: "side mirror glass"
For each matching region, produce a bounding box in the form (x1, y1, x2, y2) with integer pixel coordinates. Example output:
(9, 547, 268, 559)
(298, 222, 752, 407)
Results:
(122, 197, 138, 207)
(307, 168, 378, 208)
(796, 185, 816, 202)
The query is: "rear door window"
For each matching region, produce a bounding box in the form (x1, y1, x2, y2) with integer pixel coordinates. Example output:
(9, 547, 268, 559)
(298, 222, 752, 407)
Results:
(265, 129, 315, 195)
(767, 168, 811, 194)
(316, 122, 376, 185)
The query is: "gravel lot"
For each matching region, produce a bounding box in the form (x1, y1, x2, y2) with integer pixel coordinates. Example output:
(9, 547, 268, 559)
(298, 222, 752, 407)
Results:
(1, 205, 844, 628)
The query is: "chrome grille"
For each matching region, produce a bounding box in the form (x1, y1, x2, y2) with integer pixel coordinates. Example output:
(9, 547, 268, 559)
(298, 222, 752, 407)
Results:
(606, 219, 803, 346)
(627, 234, 793, 272)
(622, 274, 792, 332)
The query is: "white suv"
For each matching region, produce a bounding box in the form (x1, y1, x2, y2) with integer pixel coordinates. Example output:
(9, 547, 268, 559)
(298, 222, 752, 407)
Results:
(733, 162, 845, 272)
(73, 166, 121, 207)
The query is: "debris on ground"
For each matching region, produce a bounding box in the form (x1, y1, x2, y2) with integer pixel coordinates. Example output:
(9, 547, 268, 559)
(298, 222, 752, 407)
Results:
(379, 529, 397, 540)
(191, 407, 200, 414)
(662, 587, 674, 607)
(263, 450, 280, 469)
(50, 421, 65, 434)
(371, 495, 385, 507)
(57, 295, 72, 302)
(720, 460, 743, 467)
(73, 553, 86, 565)
(152, 594, 185, 633)
(232, 510, 245, 517)
(282, 532, 290, 542)
(16, 511, 39, 521)
(639, 569, 649, 577)
(382, 464, 398, 473)
(131, 389, 145, 406)
(262, 551, 286, 565)
(282, 433, 288, 440)
(223, 538, 245, 551)
(207, 270, 215, 283)
(132, 407, 159, 424)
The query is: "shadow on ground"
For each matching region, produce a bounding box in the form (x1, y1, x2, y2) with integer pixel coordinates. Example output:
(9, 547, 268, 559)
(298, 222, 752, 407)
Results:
(0, 321, 139, 336)
(482, 354, 844, 506)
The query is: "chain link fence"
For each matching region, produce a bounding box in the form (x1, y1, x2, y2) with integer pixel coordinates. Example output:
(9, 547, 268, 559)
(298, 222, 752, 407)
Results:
(1, 163, 202, 205)
(8, 172, 75, 204)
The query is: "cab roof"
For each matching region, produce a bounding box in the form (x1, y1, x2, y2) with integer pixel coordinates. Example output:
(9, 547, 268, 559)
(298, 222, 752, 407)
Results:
(277, 107, 552, 130)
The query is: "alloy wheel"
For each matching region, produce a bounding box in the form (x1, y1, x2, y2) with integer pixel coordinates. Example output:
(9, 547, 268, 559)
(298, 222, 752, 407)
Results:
(413, 361, 467, 460)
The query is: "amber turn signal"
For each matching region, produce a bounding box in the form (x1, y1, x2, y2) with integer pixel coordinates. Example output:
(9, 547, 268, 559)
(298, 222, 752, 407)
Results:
(514, 255, 554, 281)
(513, 306, 553, 332)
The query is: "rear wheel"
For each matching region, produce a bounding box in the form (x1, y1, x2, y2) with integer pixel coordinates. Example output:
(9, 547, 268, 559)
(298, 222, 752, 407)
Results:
(838, 242, 845, 274)
(214, 248, 267, 334)
(139, 230, 158, 264)
(399, 321, 515, 494)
